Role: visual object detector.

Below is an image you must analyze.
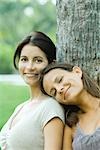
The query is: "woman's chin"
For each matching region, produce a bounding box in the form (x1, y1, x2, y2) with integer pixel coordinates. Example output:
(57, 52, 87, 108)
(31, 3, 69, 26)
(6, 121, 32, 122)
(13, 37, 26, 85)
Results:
(24, 79, 39, 86)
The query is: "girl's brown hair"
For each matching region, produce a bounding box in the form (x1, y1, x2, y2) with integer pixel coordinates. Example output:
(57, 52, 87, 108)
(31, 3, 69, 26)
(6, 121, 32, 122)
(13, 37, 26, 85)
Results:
(40, 62, 100, 98)
(40, 62, 100, 127)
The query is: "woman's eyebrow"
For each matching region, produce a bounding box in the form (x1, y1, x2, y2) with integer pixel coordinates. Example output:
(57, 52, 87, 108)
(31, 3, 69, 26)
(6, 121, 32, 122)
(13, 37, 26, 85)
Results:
(33, 56, 43, 59)
(20, 56, 27, 58)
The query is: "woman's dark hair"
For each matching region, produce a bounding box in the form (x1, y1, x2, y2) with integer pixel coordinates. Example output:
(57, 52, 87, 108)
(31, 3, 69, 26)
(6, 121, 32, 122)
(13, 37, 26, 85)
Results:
(13, 31, 56, 69)
(40, 62, 100, 127)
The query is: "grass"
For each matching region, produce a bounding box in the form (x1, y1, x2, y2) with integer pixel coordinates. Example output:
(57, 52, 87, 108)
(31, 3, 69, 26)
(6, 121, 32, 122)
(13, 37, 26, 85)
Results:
(0, 82, 29, 129)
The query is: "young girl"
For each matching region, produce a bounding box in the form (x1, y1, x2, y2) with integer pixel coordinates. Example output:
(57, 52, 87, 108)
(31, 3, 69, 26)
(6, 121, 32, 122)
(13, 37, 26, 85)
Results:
(40, 62, 100, 150)
(0, 32, 65, 150)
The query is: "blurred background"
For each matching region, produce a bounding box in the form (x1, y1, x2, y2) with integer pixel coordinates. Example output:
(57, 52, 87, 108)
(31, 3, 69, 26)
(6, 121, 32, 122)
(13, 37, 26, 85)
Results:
(0, 0, 56, 129)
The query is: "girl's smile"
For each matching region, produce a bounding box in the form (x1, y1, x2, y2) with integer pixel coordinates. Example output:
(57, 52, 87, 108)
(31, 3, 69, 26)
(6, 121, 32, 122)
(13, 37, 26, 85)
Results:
(43, 67, 83, 104)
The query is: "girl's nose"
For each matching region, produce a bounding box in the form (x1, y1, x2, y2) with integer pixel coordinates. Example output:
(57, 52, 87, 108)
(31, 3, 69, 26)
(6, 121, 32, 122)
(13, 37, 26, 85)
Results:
(57, 86, 64, 94)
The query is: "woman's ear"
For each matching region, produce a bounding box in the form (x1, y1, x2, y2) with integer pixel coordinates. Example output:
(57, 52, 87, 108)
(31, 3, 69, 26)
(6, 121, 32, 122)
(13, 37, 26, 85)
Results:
(72, 66, 82, 78)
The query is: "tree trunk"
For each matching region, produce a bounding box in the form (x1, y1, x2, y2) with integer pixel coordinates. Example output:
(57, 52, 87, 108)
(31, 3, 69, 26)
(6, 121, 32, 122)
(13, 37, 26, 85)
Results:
(56, 0, 100, 85)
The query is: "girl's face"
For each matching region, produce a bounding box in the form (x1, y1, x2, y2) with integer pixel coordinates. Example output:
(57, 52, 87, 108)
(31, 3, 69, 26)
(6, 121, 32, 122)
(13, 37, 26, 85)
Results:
(43, 67, 83, 104)
(18, 44, 48, 86)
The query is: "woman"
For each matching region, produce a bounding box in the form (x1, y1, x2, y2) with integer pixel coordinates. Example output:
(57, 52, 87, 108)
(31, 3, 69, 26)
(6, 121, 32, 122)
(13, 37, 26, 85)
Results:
(40, 62, 100, 150)
(0, 32, 65, 150)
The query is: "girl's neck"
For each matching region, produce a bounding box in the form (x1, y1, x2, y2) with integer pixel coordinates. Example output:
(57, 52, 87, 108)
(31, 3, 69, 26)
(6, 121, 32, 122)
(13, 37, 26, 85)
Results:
(77, 90, 100, 113)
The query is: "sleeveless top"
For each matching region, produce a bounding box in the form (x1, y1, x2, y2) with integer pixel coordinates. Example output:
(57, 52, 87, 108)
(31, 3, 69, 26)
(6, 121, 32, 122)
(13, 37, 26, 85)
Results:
(0, 98, 65, 150)
(72, 124, 100, 150)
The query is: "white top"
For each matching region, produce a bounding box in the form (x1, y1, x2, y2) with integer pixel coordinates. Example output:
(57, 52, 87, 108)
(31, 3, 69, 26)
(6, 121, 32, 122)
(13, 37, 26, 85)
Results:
(0, 98, 65, 150)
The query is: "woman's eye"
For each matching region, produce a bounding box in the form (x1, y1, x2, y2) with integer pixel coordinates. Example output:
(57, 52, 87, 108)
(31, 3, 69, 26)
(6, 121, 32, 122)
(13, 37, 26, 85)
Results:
(20, 58, 27, 62)
(35, 58, 43, 63)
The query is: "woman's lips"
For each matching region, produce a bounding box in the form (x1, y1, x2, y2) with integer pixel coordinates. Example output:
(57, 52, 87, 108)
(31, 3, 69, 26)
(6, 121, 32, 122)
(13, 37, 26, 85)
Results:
(24, 73, 39, 77)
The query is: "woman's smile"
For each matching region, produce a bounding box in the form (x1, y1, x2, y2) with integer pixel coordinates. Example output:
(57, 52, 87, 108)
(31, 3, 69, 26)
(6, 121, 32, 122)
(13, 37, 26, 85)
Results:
(18, 45, 48, 86)
(24, 73, 39, 77)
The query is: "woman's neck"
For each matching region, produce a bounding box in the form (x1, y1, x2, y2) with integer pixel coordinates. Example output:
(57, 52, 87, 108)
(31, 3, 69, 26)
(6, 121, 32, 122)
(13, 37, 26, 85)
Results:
(77, 90, 100, 113)
(29, 84, 46, 101)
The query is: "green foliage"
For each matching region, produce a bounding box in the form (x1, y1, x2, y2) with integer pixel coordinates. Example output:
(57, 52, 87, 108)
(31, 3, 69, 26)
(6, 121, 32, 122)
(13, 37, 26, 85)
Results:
(0, 44, 13, 73)
(0, 0, 56, 73)
(0, 82, 29, 129)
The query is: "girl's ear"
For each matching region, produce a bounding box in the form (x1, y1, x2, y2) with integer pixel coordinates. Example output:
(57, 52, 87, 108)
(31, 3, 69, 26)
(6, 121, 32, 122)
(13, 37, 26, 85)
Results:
(72, 66, 82, 78)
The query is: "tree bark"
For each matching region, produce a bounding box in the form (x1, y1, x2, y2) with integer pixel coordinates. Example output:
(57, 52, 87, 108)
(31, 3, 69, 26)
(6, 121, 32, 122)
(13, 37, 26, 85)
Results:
(56, 0, 100, 85)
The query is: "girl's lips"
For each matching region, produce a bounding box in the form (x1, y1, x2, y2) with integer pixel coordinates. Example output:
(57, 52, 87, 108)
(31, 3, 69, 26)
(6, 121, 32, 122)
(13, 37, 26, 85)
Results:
(64, 84, 71, 100)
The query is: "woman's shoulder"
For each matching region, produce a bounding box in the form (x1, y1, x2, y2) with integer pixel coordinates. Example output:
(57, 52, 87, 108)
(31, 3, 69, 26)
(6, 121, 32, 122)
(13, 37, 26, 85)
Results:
(14, 99, 29, 112)
(40, 97, 65, 127)
(43, 97, 63, 109)
(43, 96, 60, 104)
(41, 97, 65, 119)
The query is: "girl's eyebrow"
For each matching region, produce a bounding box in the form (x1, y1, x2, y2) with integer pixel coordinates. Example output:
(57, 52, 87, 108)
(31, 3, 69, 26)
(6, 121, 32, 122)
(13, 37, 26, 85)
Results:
(54, 75, 63, 83)
(54, 76, 59, 83)
(50, 88, 56, 96)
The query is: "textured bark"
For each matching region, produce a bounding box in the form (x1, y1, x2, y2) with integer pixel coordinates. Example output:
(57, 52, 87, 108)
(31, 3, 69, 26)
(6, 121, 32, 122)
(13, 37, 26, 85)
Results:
(56, 0, 100, 85)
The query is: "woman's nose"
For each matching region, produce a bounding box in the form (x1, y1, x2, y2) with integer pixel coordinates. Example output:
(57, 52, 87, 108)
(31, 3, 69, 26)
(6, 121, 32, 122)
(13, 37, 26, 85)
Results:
(26, 62, 34, 70)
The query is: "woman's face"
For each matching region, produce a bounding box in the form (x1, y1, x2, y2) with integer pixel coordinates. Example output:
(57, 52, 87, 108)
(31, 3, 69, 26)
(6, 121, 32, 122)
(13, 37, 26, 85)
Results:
(43, 67, 83, 104)
(18, 44, 48, 86)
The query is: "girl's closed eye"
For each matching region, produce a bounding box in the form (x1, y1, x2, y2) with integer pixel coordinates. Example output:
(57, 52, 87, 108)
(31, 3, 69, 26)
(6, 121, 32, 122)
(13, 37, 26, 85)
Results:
(55, 76, 63, 83)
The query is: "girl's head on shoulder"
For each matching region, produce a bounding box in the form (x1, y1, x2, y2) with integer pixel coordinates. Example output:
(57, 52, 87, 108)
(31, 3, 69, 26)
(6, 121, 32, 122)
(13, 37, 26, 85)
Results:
(40, 62, 100, 104)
